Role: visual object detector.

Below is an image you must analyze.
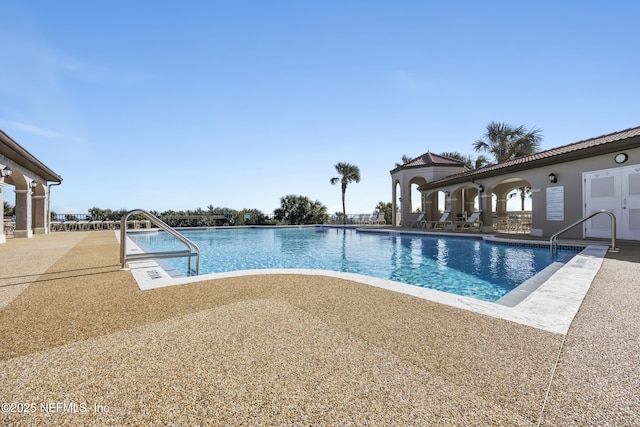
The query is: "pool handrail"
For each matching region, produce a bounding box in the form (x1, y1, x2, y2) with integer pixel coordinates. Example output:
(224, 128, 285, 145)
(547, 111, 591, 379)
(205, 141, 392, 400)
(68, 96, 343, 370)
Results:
(120, 209, 200, 275)
(550, 209, 618, 255)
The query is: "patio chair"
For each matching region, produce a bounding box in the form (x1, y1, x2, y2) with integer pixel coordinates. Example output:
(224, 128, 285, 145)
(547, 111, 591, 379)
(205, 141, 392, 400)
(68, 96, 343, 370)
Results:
(407, 213, 425, 228)
(3, 220, 15, 236)
(363, 213, 376, 225)
(454, 210, 483, 231)
(63, 220, 78, 231)
(422, 211, 453, 230)
(89, 220, 104, 230)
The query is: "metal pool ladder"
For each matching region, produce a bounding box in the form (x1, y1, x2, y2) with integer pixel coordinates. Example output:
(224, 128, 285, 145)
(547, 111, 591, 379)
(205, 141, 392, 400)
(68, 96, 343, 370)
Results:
(119, 209, 200, 275)
(549, 209, 619, 256)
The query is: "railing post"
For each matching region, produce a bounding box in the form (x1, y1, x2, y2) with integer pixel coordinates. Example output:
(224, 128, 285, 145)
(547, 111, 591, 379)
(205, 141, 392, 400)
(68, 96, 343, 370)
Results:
(549, 209, 619, 256)
(119, 209, 201, 275)
(120, 214, 128, 269)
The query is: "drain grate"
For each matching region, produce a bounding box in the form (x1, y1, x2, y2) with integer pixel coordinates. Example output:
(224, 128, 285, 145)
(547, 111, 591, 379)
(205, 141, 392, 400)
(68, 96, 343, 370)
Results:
(146, 270, 163, 280)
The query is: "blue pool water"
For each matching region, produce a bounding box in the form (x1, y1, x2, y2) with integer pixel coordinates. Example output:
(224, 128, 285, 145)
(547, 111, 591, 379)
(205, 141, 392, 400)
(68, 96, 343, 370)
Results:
(127, 227, 579, 302)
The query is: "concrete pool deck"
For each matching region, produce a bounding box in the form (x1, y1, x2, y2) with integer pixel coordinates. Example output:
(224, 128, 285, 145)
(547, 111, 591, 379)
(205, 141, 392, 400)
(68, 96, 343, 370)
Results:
(125, 232, 607, 335)
(1, 230, 639, 425)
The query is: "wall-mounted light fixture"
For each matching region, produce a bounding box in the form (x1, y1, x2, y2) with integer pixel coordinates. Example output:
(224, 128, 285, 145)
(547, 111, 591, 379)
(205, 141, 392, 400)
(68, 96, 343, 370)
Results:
(477, 185, 484, 193)
(615, 153, 628, 164)
(444, 190, 450, 197)
(30, 180, 37, 189)
(0, 166, 12, 178)
(548, 173, 557, 183)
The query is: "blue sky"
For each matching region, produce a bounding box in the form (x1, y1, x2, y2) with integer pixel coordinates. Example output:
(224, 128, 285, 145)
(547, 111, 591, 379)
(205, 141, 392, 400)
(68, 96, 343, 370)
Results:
(1, 1, 639, 215)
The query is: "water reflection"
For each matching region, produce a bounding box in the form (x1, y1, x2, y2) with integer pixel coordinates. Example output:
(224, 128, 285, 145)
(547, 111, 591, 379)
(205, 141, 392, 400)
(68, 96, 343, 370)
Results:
(128, 228, 576, 302)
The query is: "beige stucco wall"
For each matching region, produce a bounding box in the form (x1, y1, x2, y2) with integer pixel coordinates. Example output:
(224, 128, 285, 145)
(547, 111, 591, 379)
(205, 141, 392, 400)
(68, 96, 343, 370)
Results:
(529, 147, 640, 238)
(391, 165, 466, 225)
(1, 155, 50, 239)
(425, 147, 640, 238)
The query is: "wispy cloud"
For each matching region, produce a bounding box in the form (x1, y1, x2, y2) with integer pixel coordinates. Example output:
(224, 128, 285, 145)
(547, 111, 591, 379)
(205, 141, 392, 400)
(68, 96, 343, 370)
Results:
(0, 120, 63, 138)
(0, 29, 124, 146)
(0, 119, 88, 146)
(0, 28, 143, 87)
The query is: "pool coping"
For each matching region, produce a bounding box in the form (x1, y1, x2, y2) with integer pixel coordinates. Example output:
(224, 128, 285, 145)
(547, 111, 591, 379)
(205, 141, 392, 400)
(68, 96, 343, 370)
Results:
(118, 230, 607, 335)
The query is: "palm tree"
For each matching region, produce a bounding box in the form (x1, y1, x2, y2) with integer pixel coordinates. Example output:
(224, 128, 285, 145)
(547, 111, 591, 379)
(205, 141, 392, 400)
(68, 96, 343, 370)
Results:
(440, 151, 490, 170)
(394, 155, 413, 167)
(3, 200, 14, 217)
(330, 162, 361, 225)
(473, 121, 542, 163)
(474, 122, 543, 210)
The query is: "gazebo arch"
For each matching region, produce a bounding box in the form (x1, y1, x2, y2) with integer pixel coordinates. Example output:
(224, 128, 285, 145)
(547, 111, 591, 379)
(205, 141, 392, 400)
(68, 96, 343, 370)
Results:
(422, 189, 448, 221)
(390, 152, 467, 226)
(448, 183, 484, 221)
(486, 177, 533, 232)
(408, 176, 427, 213)
(1, 130, 62, 242)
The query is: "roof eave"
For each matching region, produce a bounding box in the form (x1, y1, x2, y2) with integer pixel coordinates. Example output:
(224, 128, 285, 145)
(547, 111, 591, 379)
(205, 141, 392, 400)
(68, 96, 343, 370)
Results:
(0, 130, 63, 183)
(419, 136, 640, 190)
(390, 162, 467, 175)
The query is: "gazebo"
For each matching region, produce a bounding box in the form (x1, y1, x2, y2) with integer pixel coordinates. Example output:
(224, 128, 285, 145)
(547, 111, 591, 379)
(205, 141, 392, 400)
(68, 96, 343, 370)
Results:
(390, 152, 467, 226)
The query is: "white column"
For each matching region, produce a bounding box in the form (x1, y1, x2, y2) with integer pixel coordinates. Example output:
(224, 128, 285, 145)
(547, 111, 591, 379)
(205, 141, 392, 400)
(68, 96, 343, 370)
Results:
(480, 194, 493, 231)
(32, 195, 48, 234)
(0, 182, 5, 243)
(13, 189, 33, 238)
(391, 180, 398, 226)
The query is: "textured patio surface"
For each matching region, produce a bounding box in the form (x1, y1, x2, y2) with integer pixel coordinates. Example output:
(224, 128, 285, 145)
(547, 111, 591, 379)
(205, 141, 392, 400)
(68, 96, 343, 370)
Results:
(0, 231, 638, 426)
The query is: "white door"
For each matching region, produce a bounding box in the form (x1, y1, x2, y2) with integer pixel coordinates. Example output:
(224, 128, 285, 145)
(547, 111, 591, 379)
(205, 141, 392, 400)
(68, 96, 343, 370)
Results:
(584, 169, 621, 239)
(621, 165, 640, 240)
(584, 164, 640, 240)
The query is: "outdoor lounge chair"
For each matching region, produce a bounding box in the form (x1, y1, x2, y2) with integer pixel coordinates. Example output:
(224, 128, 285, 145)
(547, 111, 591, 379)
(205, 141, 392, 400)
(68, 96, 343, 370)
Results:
(454, 210, 483, 231)
(89, 220, 104, 230)
(354, 214, 367, 225)
(363, 213, 376, 225)
(103, 220, 116, 230)
(3, 220, 15, 236)
(406, 213, 425, 228)
(422, 211, 453, 230)
(62, 220, 78, 231)
(364, 212, 383, 225)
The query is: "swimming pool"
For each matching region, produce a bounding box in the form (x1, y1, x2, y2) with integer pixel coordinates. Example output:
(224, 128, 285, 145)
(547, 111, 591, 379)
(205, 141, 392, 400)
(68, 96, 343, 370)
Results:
(127, 227, 579, 302)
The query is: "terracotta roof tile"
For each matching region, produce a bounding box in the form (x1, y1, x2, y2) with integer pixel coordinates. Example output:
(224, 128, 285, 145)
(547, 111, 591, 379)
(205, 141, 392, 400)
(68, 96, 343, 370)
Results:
(423, 125, 640, 186)
(393, 152, 466, 172)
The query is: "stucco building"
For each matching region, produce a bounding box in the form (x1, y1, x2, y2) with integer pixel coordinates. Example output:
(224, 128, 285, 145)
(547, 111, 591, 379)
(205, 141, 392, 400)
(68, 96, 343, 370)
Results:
(391, 126, 640, 241)
(1, 130, 62, 243)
